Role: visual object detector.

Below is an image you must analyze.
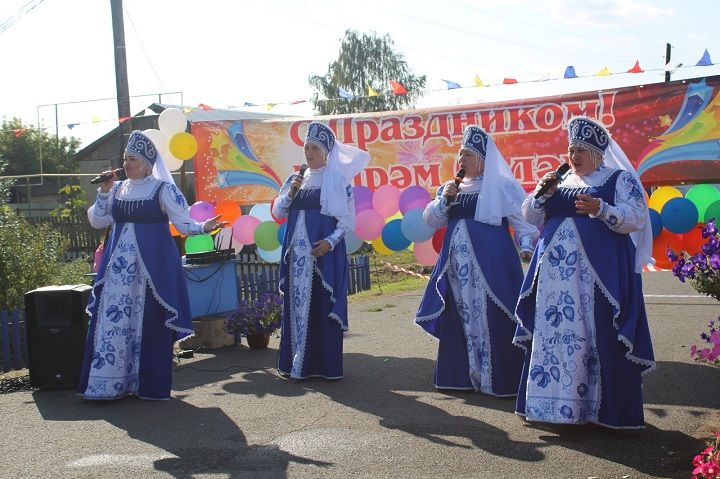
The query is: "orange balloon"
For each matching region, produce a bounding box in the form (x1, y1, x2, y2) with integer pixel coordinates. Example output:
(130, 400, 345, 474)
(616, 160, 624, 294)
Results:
(682, 223, 707, 256)
(652, 228, 684, 269)
(214, 200, 242, 226)
(169, 222, 181, 237)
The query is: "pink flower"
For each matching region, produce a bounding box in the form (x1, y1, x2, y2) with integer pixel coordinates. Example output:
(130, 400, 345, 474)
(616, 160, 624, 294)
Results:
(698, 348, 711, 360)
(694, 454, 707, 466)
(700, 460, 719, 477)
(691, 344, 698, 357)
(710, 330, 720, 345)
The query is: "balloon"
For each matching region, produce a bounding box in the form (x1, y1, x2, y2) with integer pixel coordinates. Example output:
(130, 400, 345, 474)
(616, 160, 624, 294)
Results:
(372, 185, 401, 218)
(414, 238, 439, 266)
(215, 200, 242, 225)
(277, 222, 287, 244)
(648, 209, 662, 238)
(185, 234, 214, 254)
(254, 221, 281, 251)
(189, 201, 216, 222)
(401, 208, 435, 242)
(213, 227, 234, 250)
(381, 219, 411, 251)
(648, 186, 682, 213)
(270, 197, 287, 224)
(169, 132, 198, 160)
(231, 239, 244, 255)
(353, 186, 374, 212)
(143, 129, 184, 172)
(432, 227, 447, 253)
(232, 215, 261, 244)
(661, 197, 698, 234)
(345, 230, 363, 254)
(169, 222, 181, 237)
(355, 209, 385, 241)
(399, 186, 431, 214)
(685, 184, 720, 220)
(158, 108, 188, 135)
(704, 199, 720, 223)
(257, 245, 282, 263)
(683, 223, 707, 256)
(249, 203, 273, 223)
(652, 229, 684, 269)
(371, 236, 393, 256)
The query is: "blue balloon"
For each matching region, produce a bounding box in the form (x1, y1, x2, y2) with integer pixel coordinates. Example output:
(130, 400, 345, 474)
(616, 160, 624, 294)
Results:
(381, 219, 411, 251)
(277, 223, 287, 243)
(401, 208, 435, 243)
(648, 209, 662, 238)
(660, 197, 698, 234)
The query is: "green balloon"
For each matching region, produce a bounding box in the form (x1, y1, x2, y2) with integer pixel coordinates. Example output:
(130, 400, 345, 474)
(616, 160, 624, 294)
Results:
(686, 184, 720, 220)
(704, 199, 720, 223)
(185, 234, 214, 254)
(254, 221, 280, 251)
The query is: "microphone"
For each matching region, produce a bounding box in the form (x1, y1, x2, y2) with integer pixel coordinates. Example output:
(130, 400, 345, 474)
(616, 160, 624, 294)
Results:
(534, 163, 571, 199)
(90, 168, 126, 184)
(445, 168, 466, 205)
(291, 164, 308, 197)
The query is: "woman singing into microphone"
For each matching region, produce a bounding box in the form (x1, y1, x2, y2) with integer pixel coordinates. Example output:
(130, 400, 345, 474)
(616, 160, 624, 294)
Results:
(415, 125, 538, 396)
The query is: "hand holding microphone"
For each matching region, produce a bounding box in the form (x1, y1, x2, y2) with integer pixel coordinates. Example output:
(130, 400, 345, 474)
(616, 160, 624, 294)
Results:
(91, 168, 126, 185)
(289, 164, 308, 198)
(534, 163, 570, 199)
(444, 168, 466, 205)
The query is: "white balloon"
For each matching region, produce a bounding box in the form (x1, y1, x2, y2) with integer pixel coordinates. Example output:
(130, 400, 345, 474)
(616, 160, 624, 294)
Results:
(158, 108, 188, 135)
(256, 245, 282, 263)
(249, 203, 273, 222)
(143, 128, 184, 172)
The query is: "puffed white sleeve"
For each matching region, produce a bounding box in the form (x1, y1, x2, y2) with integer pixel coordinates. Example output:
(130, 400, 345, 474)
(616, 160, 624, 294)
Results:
(508, 213, 539, 253)
(521, 192, 548, 226)
(593, 171, 647, 234)
(159, 183, 206, 236)
(87, 185, 116, 229)
(271, 174, 295, 221)
(324, 183, 355, 251)
(423, 183, 451, 229)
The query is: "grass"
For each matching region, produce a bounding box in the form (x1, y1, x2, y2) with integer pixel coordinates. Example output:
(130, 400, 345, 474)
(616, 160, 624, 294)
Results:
(349, 250, 431, 304)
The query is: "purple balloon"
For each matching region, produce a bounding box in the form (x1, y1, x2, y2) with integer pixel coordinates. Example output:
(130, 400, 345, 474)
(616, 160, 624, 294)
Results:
(399, 186, 431, 214)
(353, 186, 373, 212)
(189, 201, 216, 222)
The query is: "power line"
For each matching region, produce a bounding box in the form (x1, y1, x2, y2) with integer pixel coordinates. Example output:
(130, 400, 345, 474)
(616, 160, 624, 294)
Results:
(0, 0, 45, 35)
(122, 1, 165, 91)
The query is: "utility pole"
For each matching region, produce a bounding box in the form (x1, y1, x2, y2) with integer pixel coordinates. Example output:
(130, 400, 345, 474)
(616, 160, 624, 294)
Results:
(110, 0, 132, 167)
(665, 43, 672, 82)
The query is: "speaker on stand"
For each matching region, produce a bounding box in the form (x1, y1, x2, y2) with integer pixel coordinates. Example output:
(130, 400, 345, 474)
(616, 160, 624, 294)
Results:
(24, 284, 92, 389)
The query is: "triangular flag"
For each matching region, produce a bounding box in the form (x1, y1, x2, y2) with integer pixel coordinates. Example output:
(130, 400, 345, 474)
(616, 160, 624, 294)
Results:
(66, 123, 78, 130)
(389, 80, 407, 95)
(290, 100, 307, 105)
(338, 87, 354, 100)
(119, 116, 131, 123)
(13, 128, 26, 138)
(474, 75, 485, 87)
(243, 102, 258, 107)
(91, 116, 101, 124)
(266, 103, 276, 111)
(183, 107, 193, 113)
(368, 85, 380, 97)
(696, 48, 713, 66)
(596, 67, 611, 76)
(564, 66, 578, 78)
(198, 103, 214, 110)
(442, 79, 462, 90)
(503, 78, 518, 84)
(626, 60, 644, 73)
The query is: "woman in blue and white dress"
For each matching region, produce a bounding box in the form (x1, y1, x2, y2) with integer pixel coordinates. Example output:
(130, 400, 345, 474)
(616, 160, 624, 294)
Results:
(514, 116, 655, 428)
(272, 122, 369, 379)
(416, 125, 539, 396)
(79, 130, 226, 400)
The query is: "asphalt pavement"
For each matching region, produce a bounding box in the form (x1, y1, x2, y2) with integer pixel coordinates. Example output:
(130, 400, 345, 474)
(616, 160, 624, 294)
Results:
(1, 271, 719, 479)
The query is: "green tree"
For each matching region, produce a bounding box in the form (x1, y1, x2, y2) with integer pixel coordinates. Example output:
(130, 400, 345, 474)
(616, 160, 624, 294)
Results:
(309, 30, 426, 115)
(0, 118, 80, 177)
(50, 184, 88, 219)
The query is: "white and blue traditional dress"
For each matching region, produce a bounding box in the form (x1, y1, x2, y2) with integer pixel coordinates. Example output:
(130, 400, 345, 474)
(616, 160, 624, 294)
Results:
(513, 117, 655, 428)
(79, 131, 208, 400)
(272, 122, 369, 379)
(416, 126, 539, 396)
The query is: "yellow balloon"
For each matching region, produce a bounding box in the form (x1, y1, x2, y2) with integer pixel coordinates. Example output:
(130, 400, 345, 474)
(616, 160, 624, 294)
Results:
(169, 132, 198, 160)
(372, 236, 393, 255)
(648, 186, 683, 212)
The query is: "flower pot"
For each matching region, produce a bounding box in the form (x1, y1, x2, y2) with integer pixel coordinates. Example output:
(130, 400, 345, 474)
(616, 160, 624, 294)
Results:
(246, 333, 271, 350)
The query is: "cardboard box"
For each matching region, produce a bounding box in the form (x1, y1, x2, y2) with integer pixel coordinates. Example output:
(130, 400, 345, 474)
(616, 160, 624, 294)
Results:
(179, 315, 235, 350)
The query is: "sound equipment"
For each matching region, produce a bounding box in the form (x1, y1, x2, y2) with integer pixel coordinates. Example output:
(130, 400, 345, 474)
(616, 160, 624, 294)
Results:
(24, 284, 92, 389)
(185, 248, 236, 265)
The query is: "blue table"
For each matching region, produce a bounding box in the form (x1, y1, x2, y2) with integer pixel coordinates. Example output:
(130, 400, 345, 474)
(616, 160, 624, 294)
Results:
(183, 261, 239, 319)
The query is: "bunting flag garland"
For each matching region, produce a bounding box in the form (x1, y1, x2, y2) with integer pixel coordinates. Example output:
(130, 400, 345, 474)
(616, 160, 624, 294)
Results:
(597, 67, 612, 76)
(564, 66, 578, 78)
(243, 102, 258, 107)
(389, 80, 408, 95)
(368, 85, 380, 97)
(627, 60, 644, 73)
(503, 78, 518, 84)
(442, 79, 462, 89)
(198, 103, 214, 110)
(474, 75, 485, 87)
(266, 103, 277, 111)
(338, 87, 355, 100)
(91, 116, 101, 123)
(66, 123, 78, 130)
(119, 116, 132, 123)
(289, 100, 307, 105)
(696, 48, 713, 66)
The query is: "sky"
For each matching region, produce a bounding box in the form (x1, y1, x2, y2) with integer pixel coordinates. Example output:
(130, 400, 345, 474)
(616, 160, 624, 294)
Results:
(1, 0, 719, 148)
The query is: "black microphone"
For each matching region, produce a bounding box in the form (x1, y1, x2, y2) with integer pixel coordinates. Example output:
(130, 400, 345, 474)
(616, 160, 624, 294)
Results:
(445, 168, 466, 205)
(90, 168, 126, 184)
(534, 163, 571, 199)
(291, 164, 308, 197)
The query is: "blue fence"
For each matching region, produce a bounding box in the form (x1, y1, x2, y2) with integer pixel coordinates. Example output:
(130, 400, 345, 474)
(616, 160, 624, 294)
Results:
(0, 309, 26, 373)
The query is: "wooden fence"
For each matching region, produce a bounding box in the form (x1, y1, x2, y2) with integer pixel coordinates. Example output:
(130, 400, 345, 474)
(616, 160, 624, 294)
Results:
(27, 213, 102, 260)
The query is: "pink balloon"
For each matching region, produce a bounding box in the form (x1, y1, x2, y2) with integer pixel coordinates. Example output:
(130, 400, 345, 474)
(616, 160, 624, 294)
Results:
(414, 238, 439, 266)
(189, 201, 216, 222)
(232, 215, 261, 244)
(355, 209, 385, 241)
(372, 184, 401, 218)
(399, 186, 431, 214)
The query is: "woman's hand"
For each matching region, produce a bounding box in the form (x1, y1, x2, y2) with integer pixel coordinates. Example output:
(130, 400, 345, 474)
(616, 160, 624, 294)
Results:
(288, 174, 303, 198)
(99, 170, 116, 193)
(575, 193, 601, 216)
(203, 214, 229, 233)
(311, 239, 332, 257)
(443, 183, 459, 203)
(536, 171, 558, 197)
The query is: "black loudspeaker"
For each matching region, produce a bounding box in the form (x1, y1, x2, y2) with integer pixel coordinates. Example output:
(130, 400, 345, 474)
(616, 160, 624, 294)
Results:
(24, 284, 92, 389)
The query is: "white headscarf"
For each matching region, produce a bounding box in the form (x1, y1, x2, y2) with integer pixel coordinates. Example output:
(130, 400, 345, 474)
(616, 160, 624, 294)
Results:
(474, 136, 527, 225)
(320, 141, 370, 228)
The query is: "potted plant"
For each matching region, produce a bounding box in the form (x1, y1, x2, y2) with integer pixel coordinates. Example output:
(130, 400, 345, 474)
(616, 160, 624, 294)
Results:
(226, 292, 282, 350)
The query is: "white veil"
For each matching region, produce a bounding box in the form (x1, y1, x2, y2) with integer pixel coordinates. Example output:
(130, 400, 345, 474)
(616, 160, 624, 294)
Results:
(475, 136, 527, 225)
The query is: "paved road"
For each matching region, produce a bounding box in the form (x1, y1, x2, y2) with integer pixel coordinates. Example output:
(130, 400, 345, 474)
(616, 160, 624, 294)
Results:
(1, 271, 719, 478)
